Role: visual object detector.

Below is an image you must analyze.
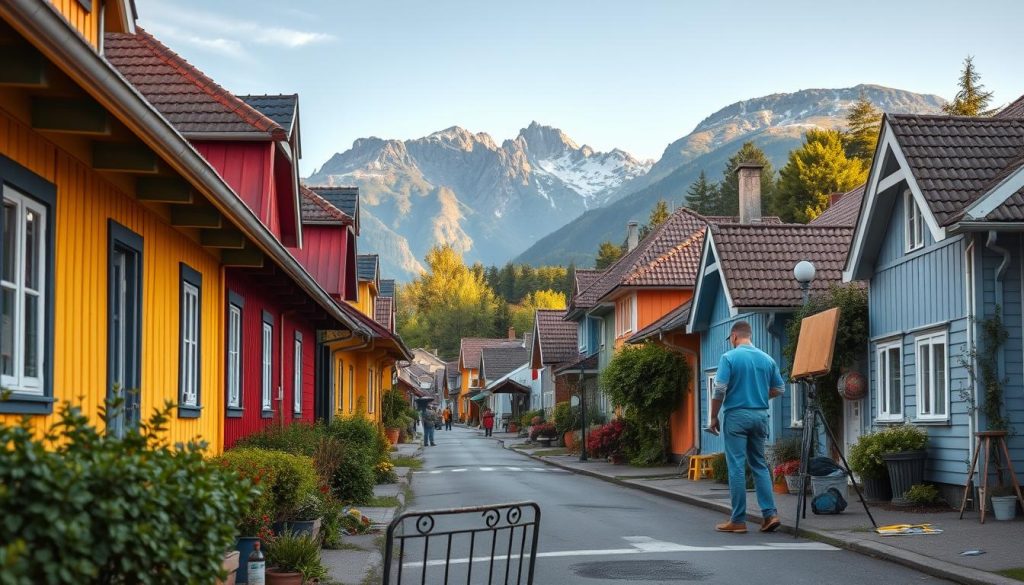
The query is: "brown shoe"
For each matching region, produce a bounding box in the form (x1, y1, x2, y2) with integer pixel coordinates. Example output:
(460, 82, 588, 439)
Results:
(760, 516, 781, 533)
(715, 521, 748, 533)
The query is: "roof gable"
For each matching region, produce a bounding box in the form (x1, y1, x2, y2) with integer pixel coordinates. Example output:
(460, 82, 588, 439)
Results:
(299, 186, 352, 225)
(532, 309, 578, 366)
(480, 346, 530, 381)
(459, 338, 522, 371)
(379, 279, 396, 298)
(309, 187, 360, 234)
(357, 254, 379, 284)
(239, 94, 298, 135)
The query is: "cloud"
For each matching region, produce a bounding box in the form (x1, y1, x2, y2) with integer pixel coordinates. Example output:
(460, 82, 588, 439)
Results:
(143, 22, 247, 59)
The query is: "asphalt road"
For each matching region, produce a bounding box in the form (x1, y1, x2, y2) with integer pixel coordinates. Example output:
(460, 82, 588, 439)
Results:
(391, 426, 952, 585)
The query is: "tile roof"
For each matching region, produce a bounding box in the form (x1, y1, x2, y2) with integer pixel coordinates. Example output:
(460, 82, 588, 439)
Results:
(299, 186, 351, 225)
(445, 360, 460, 377)
(809, 185, 865, 227)
(886, 114, 1024, 226)
(553, 352, 599, 375)
(711, 224, 854, 309)
(357, 255, 379, 282)
(104, 29, 285, 139)
(379, 279, 396, 298)
(374, 296, 394, 331)
(567, 269, 604, 313)
(995, 95, 1024, 119)
(627, 300, 692, 343)
(238, 94, 298, 135)
(459, 338, 523, 370)
(534, 309, 578, 365)
(481, 345, 530, 381)
(309, 186, 359, 219)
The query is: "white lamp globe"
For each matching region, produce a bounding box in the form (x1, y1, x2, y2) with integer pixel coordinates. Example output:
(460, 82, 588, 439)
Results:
(794, 260, 816, 284)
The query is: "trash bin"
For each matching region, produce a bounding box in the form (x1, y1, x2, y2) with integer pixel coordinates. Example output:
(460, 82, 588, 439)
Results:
(811, 470, 848, 498)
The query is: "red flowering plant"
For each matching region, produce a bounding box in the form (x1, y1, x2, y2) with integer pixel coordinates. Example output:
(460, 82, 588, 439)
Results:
(773, 460, 800, 482)
(587, 419, 626, 458)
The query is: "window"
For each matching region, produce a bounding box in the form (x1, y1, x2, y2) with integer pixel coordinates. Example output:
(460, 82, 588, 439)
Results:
(915, 331, 948, 420)
(790, 382, 804, 428)
(178, 264, 201, 418)
(577, 321, 586, 352)
(1, 187, 47, 396)
(108, 222, 143, 435)
(293, 332, 303, 415)
(905, 190, 924, 252)
(225, 292, 243, 416)
(616, 295, 635, 336)
(877, 340, 903, 421)
(261, 311, 273, 416)
(470, 370, 480, 388)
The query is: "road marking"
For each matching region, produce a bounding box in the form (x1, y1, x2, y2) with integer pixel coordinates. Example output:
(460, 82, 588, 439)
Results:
(505, 466, 522, 471)
(413, 467, 570, 475)
(450, 468, 467, 472)
(401, 536, 837, 568)
(479, 467, 494, 471)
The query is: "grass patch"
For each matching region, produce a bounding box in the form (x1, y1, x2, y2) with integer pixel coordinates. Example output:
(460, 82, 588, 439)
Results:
(532, 448, 568, 457)
(401, 483, 414, 507)
(368, 495, 400, 508)
(328, 540, 366, 552)
(390, 455, 423, 469)
(997, 569, 1024, 581)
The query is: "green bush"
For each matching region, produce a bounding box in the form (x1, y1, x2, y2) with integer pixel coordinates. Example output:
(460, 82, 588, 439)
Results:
(328, 415, 389, 465)
(0, 401, 257, 585)
(218, 448, 319, 526)
(709, 453, 754, 489)
(331, 445, 376, 504)
(381, 388, 411, 429)
(320, 499, 346, 549)
(849, 425, 928, 480)
(234, 422, 324, 456)
(904, 484, 943, 506)
(520, 409, 544, 428)
(265, 530, 327, 581)
(553, 402, 581, 434)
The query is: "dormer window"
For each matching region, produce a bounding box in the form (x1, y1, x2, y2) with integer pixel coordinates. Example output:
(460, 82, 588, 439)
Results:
(905, 190, 924, 252)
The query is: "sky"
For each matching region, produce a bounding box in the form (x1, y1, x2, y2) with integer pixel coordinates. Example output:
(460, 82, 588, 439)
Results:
(136, 0, 1024, 176)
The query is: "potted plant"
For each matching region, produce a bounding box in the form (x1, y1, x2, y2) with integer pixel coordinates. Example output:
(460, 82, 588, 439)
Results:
(768, 437, 802, 495)
(553, 402, 581, 451)
(264, 530, 327, 585)
(381, 389, 406, 445)
(774, 460, 802, 494)
(532, 423, 558, 447)
(849, 431, 892, 501)
(283, 493, 324, 540)
(878, 425, 928, 504)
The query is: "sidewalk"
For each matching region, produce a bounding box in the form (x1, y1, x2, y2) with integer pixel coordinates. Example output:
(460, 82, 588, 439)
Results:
(497, 435, 1024, 585)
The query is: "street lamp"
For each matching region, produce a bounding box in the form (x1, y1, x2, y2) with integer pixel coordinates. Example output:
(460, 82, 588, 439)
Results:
(579, 368, 588, 462)
(793, 260, 816, 305)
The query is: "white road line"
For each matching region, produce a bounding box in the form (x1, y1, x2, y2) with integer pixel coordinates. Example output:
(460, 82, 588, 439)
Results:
(505, 467, 522, 471)
(413, 467, 571, 475)
(450, 468, 467, 472)
(478, 467, 494, 471)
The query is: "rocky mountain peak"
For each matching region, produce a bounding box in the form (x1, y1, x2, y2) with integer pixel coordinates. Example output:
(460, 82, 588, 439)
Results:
(517, 121, 580, 159)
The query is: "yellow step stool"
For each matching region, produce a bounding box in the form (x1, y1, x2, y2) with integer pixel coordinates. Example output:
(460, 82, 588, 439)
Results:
(687, 454, 718, 481)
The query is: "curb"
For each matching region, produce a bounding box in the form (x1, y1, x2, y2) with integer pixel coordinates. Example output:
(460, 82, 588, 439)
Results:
(499, 440, 1010, 585)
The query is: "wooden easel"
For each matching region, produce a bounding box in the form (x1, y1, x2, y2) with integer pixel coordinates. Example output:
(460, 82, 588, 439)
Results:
(959, 431, 1024, 523)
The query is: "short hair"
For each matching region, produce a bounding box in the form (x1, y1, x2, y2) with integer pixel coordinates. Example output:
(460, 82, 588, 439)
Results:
(731, 320, 753, 338)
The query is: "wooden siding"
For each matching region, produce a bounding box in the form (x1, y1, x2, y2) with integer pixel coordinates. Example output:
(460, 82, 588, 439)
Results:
(875, 191, 938, 268)
(48, 0, 100, 48)
(0, 109, 224, 451)
(291, 225, 348, 298)
(193, 142, 281, 242)
(350, 281, 375, 317)
(636, 289, 690, 331)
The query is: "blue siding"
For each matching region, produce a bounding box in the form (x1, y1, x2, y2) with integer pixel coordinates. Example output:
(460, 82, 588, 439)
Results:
(876, 192, 938, 268)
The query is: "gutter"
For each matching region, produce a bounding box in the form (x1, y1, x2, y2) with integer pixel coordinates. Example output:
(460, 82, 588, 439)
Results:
(950, 221, 1024, 233)
(1, 0, 369, 338)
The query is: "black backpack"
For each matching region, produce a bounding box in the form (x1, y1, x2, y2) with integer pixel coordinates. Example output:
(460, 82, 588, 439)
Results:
(811, 487, 848, 515)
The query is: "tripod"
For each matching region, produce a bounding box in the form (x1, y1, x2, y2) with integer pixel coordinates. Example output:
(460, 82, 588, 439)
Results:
(793, 378, 877, 537)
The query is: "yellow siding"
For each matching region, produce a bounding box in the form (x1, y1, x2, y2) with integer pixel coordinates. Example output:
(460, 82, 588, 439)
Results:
(0, 109, 224, 452)
(48, 0, 100, 49)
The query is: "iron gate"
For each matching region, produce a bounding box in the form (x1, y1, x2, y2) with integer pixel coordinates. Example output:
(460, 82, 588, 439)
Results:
(382, 502, 541, 585)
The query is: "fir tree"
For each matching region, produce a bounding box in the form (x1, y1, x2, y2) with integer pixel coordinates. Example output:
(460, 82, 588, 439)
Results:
(640, 199, 671, 239)
(595, 240, 624, 269)
(717, 142, 776, 217)
(775, 129, 868, 222)
(942, 56, 994, 117)
(686, 170, 720, 215)
(843, 91, 882, 161)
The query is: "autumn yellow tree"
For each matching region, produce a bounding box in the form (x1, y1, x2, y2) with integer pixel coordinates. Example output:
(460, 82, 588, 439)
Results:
(775, 129, 868, 222)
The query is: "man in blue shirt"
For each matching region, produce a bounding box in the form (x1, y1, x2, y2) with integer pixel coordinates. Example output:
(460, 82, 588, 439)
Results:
(708, 320, 785, 533)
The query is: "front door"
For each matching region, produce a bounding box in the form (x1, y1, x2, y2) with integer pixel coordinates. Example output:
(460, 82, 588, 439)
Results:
(843, 398, 864, 456)
(108, 224, 142, 437)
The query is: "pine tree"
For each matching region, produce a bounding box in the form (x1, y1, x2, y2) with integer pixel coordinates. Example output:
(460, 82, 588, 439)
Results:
(943, 56, 994, 116)
(640, 199, 671, 239)
(775, 129, 868, 222)
(595, 240, 624, 269)
(843, 91, 882, 161)
(686, 170, 720, 215)
(717, 142, 776, 217)
(564, 262, 577, 299)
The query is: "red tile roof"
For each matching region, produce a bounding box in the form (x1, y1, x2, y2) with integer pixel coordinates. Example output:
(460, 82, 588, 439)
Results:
(459, 338, 523, 370)
(711, 224, 854, 309)
(534, 309, 578, 365)
(104, 29, 286, 139)
(809, 185, 865, 227)
(300, 186, 353, 225)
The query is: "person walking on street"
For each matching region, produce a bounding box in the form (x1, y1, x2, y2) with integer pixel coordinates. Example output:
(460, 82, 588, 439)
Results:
(708, 320, 785, 534)
(482, 408, 495, 437)
(421, 407, 438, 446)
(443, 407, 453, 431)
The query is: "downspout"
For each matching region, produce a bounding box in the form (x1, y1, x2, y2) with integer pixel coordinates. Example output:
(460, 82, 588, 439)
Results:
(658, 332, 700, 454)
(984, 231, 1010, 429)
(964, 238, 977, 463)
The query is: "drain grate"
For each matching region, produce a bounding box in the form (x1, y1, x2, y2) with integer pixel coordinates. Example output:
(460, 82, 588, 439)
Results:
(571, 560, 711, 581)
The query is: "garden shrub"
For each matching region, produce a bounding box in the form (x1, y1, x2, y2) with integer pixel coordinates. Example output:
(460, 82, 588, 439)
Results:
(218, 448, 318, 525)
(553, 402, 581, 435)
(520, 409, 544, 428)
(234, 421, 324, 456)
(0, 401, 257, 585)
(849, 425, 928, 479)
(328, 415, 390, 465)
(905, 484, 944, 506)
(331, 444, 375, 504)
(587, 419, 626, 458)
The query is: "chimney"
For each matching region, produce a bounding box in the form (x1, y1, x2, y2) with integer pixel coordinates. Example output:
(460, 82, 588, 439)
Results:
(736, 163, 763, 224)
(626, 221, 640, 251)
(828, 192, 845, 207)
(507, 326, 516, 340)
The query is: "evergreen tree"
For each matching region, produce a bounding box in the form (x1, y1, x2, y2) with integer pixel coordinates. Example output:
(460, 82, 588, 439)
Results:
(717, 142, 776, 217)
(686, 170, 721, 215)
(843, 91, 882, 161)
(943, 56, 994, 116)
(564, 262, 577, 299)
(639, 199, 671, 239)
(498, 262, 516, 301)
(775, 129, 868, 223)
(595, 240, 624, 269)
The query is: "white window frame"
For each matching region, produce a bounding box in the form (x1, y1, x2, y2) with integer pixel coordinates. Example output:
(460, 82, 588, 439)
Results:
(261, 321, 273, 411)
(905, 190, 924, 252)
(789, 382, 804, 428)
(180, 281, 200, 408)
(915, 331, 949, 421)
(293, 333, 302, 415)
(470, 369, 480, 388)
(616, 295, 635, 336)
(577, 321, 586, 352)
(1, 188, 46, 394)
(226, 303, 242, 409)
(876, 340, 904, 422)
(705, 371, 716, 424)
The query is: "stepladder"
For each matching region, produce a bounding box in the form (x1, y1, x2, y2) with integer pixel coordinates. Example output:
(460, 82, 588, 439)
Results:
(959, 431, 1024, 523)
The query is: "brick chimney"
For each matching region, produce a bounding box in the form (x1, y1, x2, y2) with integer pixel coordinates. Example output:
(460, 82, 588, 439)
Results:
(736, 163, 763, 224)
(828, 192, 845, 206)
(626, 221, 640, 251)
(507, 326, 516, 340)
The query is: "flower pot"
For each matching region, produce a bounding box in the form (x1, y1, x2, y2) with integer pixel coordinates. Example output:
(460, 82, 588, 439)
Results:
(234, 536, 260, 585)
(283, 517, 322, 540)
(991, 495, 1019, 521)
(385, 427, 400, 446)
(564, 431, 578, 451)
(773, 479, 789, 494)
(784, 475, 803, 495)
(860, 476, 892, 502)
(882, 450, 926, 502)
(508, 423, 518, 433)
(266, 568, 304, 585)
(217, 550, 240, 585)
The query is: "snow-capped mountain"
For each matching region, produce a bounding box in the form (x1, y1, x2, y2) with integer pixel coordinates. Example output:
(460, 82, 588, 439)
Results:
(305, 122, 652, 279)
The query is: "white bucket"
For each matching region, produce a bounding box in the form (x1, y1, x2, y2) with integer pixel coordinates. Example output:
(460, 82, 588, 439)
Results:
(811, 473, 849, 498)
(991, 496, 1018, 521)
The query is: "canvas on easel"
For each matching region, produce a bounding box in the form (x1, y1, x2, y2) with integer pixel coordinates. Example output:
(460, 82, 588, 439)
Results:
(790, 307, 840, 380)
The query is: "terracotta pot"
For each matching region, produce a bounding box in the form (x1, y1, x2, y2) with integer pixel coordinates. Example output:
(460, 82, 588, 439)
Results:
(508, 422, 518, 433)
(266, 569, 304, 585)
(772, 479, 789, 494)
(385, 427, 400, 446)
(564, 431, 578, 451)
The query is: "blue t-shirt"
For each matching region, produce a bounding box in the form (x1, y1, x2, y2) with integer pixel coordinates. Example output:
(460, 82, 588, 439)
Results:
(713, 344, 785, 413)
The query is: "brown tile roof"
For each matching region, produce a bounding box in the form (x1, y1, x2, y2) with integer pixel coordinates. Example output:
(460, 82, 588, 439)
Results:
(459, 338, 523, 370)
(886, 114, 1024, 226)
(300, 186, 352, 225)
(553, 352, 599, 375)
(996, 95, 1024, 119)
(567, 268, 603, 313)
(104, 29, 285, 139)
(374, 296, 394, 331)
(481, 346, 530, 381)
(711, 224, 854, 309)
(809, 185, 865, 227)
(627, 300, 692, 343)
(534, 309, 578, 365)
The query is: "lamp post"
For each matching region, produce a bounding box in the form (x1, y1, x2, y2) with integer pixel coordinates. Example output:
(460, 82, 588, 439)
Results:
(579, 368, 588, 462)
(793, 260, 816, 306)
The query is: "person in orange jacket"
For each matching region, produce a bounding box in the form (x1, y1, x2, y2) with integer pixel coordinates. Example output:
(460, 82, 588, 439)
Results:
(442, 407, 453, 431)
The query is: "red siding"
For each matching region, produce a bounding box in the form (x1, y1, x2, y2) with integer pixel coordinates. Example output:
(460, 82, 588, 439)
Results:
(194, 141, 280, 241)
(223, 271, 317, 448)
(290, 225, 348, 298)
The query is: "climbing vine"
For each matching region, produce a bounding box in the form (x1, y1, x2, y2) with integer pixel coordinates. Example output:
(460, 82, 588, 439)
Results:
(958, 306, 1009, 431)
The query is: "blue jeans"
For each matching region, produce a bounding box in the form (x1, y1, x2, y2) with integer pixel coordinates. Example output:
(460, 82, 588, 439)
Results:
(423, 423, 435, 446)
(723, 408, 777, 523)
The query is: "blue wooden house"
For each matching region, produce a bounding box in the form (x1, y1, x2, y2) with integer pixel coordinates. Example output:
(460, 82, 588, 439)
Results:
(844, 105, 1024, 492)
